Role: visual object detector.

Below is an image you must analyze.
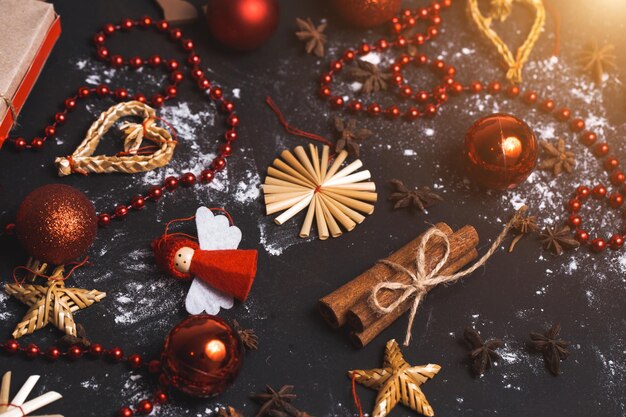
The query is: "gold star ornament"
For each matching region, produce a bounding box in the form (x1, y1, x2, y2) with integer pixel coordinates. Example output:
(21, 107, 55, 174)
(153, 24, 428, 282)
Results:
(348, 339, 441, 417)
(5, 279, 106, 339)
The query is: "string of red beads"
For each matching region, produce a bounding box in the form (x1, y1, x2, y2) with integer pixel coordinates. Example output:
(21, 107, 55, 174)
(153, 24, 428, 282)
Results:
(317, 0, 623, 253)
(4, 16, 239, 229)
(2, 338, 166, 416)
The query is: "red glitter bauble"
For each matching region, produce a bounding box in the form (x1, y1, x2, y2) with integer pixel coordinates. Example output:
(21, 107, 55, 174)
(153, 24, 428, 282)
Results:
(205, 0, 279, 50)
(15, 184, 97, 264)
(332, 0, 402, 28)
(464, 114, 538, 190)
(161, 315, 243, 397)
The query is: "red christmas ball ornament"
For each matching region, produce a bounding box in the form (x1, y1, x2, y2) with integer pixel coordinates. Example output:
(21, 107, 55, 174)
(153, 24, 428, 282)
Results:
(161, 315, 243, 397)
(464, 114, 538, 190)
(205, 0, 280, 50)
(332, 0, 402, 28)
(15, 184, 97, 264)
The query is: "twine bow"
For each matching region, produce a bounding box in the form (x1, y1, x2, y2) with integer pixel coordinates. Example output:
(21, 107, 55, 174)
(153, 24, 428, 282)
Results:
(371, 209, 524, 346)
(54, 100, 177, 176)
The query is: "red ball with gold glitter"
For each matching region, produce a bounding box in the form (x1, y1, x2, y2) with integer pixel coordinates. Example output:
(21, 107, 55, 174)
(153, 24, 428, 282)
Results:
(161, 315, 243, 397)
(464, 114, 538, 190)
(205, 0, 280, 50)
(15, 184, 97, 265)
(332, 0, 402, 28)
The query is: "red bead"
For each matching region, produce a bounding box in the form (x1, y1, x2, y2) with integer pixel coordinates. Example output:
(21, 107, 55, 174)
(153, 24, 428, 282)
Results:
(405, 107, 420, 120)
(98, 213, 111, 227)
(200, 169, 215, 183)
(31, 138, 44, 149)
(507, 85, 520, 97)
(78, 87, 91, 98)
(134, 93, 147, 103)
(111, 55, 124, 67)
(4, 223, 16, 235)
(96, 84, 110, 97)
(13, 137, 27, 150)
(164, 176, 179, 191)
(330, 96, 344, 108)
(167, 60, 179, 72)
(154, 390, 168, 404)
(556, 107, 571, 121)
(45, 346, 61, 361)
(137, 399, 153, 414)
(44, 126, 56, 137)
(151, 94, 164, 107)
(594, 143, 610, 157)
(433, 59, 446, 71)
(415, 91, 429, 102)
(128, 354, 143, 368)
(170, 71, 184, 84)
(115, 205, 129, 218)
(220, 143, 233, 156)
(222, 100, 235, 113)
(147, 186, 163, 200)
(148, 360, 162, 373)
(129, 56, 143, 69)
(358, 43, 371, 55)
(148, 55, 162, 67)
(169, 28, 183, 40)
(90, 344, 104, 358)
(609, 193, 624, 208)
(121, 18, 134, 30)
(604, 157, 619, 171)
(115, 88, 129, 100)
(227, 114, 240, 127)
(96, 46, 110, 61)
(610, 171, 625, 185)
(131, 196, 145, 209)
(165, 86, 177, 98)
(25, 343, 40, 358)
(213, 156, 227, 171)
(523, 91, 538, 104)
(187, 53, 201, 65)
(3, 340, 19, 355)
(210, 87, 223, 100)
(590, 238, 607, 252)
(592, 184, 607, 199)
(103, 23, 116, 34)
(108, 347, 124, 362)
(182, 39, 194, 51)
(93, 33, 106, 45)
(570, 118, 585, 132)
(568, 214, 582, 228)
(319, 86, 331, 98)
(343, 50, 356, 61)
(140, 16, 153, 28)
(575, 229, 589, 244)
(181, 172, 196, 186)
(470, 82, 482, 93)
(157, 20, 169, 31)
(567, 199, 581, 212)
(450, 82, 464, 95)
(400, 85, 413, 98)
(580, 131, 597, 146)
(488, 81, 502, 94)
(65, 98, 77, 111)
(197, 78, 211, 90)
(225, 129, 238, 142)
(348, 100, 363, 113)
(576, 186, 591, 199)
(385, 106, 401, 119)
(54, 112, 66, 124)
(119, 407, 134, 417)
(192, 69, 204, 80)
(424, 104, 438, 117)
(540, 99, 555, 112)
(68, 345, 83, 360)
(609, 234, 624, 250)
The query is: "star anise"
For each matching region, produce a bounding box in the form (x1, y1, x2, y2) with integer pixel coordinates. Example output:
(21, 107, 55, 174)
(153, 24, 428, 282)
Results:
(334, 117, 372, 157)
(529, 323, 570, 376)
(218, 407, 244, 417)
(346, 59, 392, 94)
(463, 327, 503, 376)
(539, 138, 576, 176)
(576, 39, 617, 84)
(233, 320, 259, 350)
(55, 323, 91, 349)
(508, 205, 539, 252)
(251, 385, 313, 417)
(539, 225, 580, 255)
(295, 18, 327, 58)
(389, 179, 443, 212)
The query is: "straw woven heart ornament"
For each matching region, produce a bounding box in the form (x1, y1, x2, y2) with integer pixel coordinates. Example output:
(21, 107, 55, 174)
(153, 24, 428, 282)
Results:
(467, 0, 545, 84)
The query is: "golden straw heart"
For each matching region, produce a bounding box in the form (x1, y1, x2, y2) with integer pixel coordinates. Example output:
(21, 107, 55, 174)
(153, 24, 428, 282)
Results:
(467, 0, 545, 84)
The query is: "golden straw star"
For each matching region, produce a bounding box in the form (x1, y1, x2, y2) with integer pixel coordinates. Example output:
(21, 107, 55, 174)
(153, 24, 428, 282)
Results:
(348, 339, 441, 417)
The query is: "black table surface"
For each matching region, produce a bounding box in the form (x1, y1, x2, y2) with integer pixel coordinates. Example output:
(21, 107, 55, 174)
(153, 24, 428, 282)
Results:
(2, 0, 626, 416)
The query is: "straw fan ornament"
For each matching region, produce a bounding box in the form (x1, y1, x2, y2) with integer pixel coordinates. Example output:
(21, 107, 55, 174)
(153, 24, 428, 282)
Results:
(263, 144, 377, 240)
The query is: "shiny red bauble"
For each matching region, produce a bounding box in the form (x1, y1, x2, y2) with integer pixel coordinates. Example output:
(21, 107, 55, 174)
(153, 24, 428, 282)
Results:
(464, 114, 538, 190)
(332, 0, 402, 27)
(15, 184, 98, 265)
(161, 315, 243, 398)
(205, 0, 279, 50)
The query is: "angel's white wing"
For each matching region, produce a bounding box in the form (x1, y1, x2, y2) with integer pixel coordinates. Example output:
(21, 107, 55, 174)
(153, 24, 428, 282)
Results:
(184, 207, 242, 315)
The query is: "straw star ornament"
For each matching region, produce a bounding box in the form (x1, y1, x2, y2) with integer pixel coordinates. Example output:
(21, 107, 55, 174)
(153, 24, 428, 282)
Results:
(263, 145, 377, 240)
(349, 339, 441, 417)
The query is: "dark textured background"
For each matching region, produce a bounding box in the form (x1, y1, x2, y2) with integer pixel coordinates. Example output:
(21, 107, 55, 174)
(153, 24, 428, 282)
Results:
(1, 0, 626, 416)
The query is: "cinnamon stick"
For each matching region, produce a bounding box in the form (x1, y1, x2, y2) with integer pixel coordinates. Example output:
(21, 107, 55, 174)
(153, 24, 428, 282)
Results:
(317, 223, 453, 328)
(346, 225, 479, 332)
(349, 247, 479, 348)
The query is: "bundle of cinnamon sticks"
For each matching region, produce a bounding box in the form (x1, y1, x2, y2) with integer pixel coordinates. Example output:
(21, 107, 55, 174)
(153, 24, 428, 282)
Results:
(318, 223, 479, 347)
